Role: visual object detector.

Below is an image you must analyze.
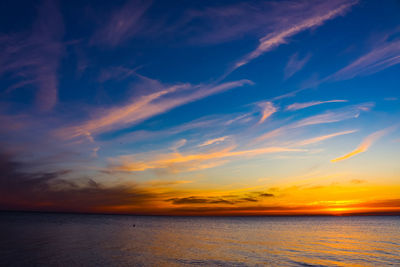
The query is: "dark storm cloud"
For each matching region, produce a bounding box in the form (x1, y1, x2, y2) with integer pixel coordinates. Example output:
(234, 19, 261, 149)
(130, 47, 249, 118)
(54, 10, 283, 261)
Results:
(167, 197, 236, 205)
(0, 152, 159, 213)
(166, 195, 270, 205)
(166, 191, 275, 205)
(259, 193, 274, 197)
(240, 197, 258, 202)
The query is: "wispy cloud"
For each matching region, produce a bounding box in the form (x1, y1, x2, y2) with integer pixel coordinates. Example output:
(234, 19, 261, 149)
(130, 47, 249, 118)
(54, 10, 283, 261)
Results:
(0, 114, 31, 132)
(328, 29, 400, 81)
(0, 0, 64, 111)
(170, 139, 187, 152)
(171, 0, 356, 48)
(174, 1, 291, 45)
(109, 145, 304, 173)
(293, 103, 372, 128)
(257, 101, 277, 124)
(284, 53, 311, 79)
(198, 136, 230, 147)
(91, 0, 152, 47)
(97, 66, 142, 83)
(296, 130, 357, 146)
(59, 83, 189, 139)
(233, 0, 357, 70)
(101, 112, 246, 149)
(286, 100, 348, 111)
(256, 102, 372, 142)
(57, 79, 253, 140)
(271, 88, 306, 101)
(331, 127, 394, 162)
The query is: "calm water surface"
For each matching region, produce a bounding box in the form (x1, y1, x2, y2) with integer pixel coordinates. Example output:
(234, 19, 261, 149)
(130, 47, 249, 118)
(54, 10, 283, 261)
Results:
(0, 212, 399, 266)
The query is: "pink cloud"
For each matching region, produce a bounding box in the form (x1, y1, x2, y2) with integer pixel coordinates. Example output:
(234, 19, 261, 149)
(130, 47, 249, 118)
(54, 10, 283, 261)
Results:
(328, 29, 400, 81)
(284, 53, 312, 79)
(56, 79, 253, 140)
(233, 0, 357, 70)
(286, 100, 348, 111)
(91, 0, 152, 47)
(256, 102, 372, 142)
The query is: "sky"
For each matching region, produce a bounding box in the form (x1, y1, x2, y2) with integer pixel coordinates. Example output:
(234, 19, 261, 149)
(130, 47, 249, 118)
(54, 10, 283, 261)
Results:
(0, 0, 400, 215)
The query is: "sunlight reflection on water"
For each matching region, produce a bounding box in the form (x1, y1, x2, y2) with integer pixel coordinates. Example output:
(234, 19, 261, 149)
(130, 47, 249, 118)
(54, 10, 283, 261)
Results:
(0, 213, 399, 266)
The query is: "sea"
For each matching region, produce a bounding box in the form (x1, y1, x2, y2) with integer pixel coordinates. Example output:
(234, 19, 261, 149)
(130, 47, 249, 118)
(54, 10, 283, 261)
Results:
(0, 212, 399, 266)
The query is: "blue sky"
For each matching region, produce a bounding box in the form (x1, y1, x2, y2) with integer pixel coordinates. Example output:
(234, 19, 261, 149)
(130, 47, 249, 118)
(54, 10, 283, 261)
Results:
(0, 0, 399, 214)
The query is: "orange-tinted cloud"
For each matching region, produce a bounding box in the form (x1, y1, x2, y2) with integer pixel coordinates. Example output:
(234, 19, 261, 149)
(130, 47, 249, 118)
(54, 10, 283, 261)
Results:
(2, 149, 400, 216)
(296, 130, 356, 146)
(257, 101, 277, 124)
(110, 145, 304, 172)
(198, 136, 230, 147)
(331, 127, 393, 162)
(56, 80, 252, 140)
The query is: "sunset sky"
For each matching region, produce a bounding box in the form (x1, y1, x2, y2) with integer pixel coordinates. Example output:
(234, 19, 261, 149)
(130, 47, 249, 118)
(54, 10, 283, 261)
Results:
(1, 0, 399, 215)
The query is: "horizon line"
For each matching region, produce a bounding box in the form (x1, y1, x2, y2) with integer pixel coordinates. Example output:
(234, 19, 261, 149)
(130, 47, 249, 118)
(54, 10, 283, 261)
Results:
(2, 209, 400, 217)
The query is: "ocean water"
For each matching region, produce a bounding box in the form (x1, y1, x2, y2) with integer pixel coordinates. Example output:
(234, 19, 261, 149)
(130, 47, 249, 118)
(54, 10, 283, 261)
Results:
(0, 212, 399, 266)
